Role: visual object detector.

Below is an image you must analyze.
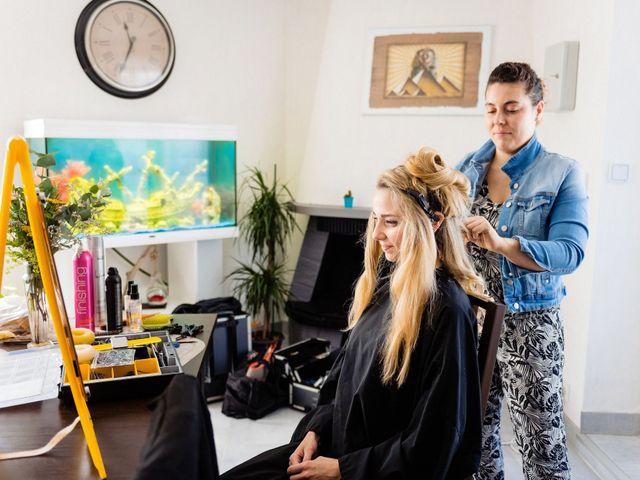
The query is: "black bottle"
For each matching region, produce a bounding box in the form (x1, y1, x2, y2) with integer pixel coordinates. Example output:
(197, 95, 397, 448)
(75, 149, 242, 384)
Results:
(105, 267, 123, 332)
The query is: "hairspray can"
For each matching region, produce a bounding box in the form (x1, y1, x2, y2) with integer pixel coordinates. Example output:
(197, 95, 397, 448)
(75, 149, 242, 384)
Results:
(87, 236, 107, 331)
(73, 246, 95, 330)
(105, 267, 123, 332)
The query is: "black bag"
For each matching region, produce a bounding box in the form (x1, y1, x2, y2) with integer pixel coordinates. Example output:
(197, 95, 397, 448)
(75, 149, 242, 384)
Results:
(221, 357, 287, 420)
(172, 296, 244, 315)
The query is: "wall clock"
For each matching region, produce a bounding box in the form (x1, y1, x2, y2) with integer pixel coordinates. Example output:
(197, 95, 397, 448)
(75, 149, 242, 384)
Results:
(75, 0, 176, 98)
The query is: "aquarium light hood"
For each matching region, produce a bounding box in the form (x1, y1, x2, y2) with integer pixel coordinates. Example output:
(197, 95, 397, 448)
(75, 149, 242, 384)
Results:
(24, 119, 237, 142)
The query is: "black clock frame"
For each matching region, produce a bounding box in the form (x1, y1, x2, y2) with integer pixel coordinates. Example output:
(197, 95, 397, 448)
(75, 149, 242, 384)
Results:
(74, 0, 176, 99)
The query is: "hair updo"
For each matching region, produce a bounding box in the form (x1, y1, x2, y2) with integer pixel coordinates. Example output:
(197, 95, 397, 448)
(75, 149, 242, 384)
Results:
(403, 148, 471, 219)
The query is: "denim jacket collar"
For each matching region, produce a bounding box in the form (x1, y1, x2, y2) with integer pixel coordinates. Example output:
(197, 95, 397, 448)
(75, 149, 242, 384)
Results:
(468, 134, 542, 180)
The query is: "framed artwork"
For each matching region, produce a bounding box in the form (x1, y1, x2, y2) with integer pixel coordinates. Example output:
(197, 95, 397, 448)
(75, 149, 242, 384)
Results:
(363, 26, 492, 115)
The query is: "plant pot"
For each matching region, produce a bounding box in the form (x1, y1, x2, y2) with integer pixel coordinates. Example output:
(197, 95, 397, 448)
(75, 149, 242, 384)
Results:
(23, 263, 52, 348)
(343, 196, 354, 208)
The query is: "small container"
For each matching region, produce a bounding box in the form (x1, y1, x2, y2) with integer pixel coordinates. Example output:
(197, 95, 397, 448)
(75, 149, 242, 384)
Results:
(73, 247, 95, 331)
(123, 280, 134, 328)
(128, 284, 143, 333)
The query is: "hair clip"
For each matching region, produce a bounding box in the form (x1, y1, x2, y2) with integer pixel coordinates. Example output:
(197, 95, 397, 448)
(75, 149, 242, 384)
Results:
(405, 188, 439, 222)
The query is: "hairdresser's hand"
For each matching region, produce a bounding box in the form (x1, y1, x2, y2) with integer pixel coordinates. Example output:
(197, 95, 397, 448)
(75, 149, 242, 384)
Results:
(464, 216, 507, 254)
(289, 431, 319, 466)
(287, 456, 340, 480)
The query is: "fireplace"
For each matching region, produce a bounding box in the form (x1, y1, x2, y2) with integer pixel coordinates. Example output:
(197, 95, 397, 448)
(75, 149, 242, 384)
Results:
(286, 203, 369, 348)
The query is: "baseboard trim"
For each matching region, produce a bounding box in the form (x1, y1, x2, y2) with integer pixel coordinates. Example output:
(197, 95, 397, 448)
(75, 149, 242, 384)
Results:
(565, 416, 631, 480)
(580, 411, 640, 435)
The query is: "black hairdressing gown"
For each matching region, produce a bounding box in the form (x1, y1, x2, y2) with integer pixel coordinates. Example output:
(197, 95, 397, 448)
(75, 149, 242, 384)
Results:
(297, 268, 482, 479)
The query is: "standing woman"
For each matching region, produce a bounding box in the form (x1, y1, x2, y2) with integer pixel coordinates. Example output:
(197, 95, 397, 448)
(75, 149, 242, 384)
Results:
(457, 62, 589, 479)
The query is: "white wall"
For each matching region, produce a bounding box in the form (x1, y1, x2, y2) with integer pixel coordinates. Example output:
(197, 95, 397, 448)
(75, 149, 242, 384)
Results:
(289, 0, 534, 207)
(581, 0, 640, 416)
(0, 0, 287, 295)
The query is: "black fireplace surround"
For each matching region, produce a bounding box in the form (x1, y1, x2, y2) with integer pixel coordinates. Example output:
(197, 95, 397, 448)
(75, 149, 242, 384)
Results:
(286, 203, 369, 348)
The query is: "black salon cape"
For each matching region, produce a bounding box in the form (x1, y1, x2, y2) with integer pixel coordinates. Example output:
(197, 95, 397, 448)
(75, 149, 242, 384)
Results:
(295, 268, 482, 479)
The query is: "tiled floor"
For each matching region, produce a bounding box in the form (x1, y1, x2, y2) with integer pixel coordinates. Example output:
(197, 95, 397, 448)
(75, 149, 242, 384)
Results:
(587, 433, 640, 479)
(209, 402, 607, 478)
(211, 402, 305, 473)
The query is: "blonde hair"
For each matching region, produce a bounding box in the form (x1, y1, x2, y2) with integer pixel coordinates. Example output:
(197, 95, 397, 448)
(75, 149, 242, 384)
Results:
(348, 147, 483, 386)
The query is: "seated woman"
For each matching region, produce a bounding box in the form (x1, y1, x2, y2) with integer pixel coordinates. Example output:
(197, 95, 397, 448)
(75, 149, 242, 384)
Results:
(221, 148, 484, 480)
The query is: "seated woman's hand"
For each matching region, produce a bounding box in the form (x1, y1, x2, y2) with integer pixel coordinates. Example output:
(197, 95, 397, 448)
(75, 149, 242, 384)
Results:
(287, 456, 340, 480)
(289, 431, 320, 466)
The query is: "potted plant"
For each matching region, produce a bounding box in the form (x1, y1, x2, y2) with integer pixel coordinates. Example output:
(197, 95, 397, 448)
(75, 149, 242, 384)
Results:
(343, 189, 353, 208)
(228, 166, 298, 346)
(7, 151, 111, 346)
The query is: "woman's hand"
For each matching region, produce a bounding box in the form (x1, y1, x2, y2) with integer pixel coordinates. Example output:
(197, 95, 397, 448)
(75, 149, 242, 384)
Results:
(289, 431, 320, 466)
(287, 456, 340, 480)
(464, 216, 546, 271)
(464, 216, 506, 253)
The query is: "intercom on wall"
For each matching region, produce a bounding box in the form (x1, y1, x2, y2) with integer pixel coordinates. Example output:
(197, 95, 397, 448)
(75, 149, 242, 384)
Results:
(544, 41, 580, 111)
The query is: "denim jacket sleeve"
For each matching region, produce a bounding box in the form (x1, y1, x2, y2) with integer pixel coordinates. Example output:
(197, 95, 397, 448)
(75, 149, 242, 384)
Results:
(514, 163, 589, 274)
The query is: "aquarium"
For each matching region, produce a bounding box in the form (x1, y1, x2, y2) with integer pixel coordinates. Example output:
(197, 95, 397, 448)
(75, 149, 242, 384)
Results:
(25, 119, 237, 247)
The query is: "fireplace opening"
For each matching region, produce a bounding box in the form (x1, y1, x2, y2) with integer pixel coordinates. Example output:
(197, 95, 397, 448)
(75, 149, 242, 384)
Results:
(286, 204, 369, 348)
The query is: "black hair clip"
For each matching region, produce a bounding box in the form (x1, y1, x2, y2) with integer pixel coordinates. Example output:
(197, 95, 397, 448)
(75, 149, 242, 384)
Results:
(405, 188, 439, 222)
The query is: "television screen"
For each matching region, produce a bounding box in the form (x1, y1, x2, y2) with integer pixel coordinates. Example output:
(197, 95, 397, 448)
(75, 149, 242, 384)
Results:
(25, 120, 237, 247)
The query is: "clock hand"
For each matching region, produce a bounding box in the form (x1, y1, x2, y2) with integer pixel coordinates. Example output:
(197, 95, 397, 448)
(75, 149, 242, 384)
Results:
(120, 22, 137, 72)
(123, 21, 133, 43)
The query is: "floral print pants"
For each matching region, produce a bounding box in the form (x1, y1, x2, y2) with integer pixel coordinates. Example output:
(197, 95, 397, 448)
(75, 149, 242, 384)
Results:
(476, 308, 571, 480)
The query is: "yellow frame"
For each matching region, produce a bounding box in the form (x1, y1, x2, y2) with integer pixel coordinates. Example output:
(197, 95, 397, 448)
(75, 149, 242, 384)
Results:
(0, 138, 106, 478)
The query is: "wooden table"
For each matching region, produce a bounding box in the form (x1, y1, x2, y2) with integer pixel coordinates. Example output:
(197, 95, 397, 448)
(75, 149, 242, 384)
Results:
(0, 314, 216, 480)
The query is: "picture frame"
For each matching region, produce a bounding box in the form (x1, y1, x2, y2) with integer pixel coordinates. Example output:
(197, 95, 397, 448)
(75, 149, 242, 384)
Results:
(363, 26, 492, 115)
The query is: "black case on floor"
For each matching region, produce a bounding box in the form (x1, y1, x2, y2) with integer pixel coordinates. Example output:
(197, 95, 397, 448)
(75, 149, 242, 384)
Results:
(204, 313, 251, 401)
(274, 338, 336, 412)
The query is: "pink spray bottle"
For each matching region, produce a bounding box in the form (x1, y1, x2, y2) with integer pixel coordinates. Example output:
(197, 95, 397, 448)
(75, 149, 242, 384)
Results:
(73, 245, 95, 331)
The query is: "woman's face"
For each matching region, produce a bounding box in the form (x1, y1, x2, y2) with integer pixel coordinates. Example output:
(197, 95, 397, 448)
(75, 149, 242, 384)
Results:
(372, 188, 403, 262)
(485, 81, 544, 156)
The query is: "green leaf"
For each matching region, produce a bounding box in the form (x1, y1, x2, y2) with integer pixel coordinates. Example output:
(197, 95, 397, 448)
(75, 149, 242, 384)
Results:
(90, 184, 99, 194)
(38, 178, 54, 195)
(79, 209, 92, 221)
(35, 154, 56, 168)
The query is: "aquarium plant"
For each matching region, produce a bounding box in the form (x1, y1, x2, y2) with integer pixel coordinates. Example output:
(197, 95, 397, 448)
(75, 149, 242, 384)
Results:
(228, 166, 298, 341)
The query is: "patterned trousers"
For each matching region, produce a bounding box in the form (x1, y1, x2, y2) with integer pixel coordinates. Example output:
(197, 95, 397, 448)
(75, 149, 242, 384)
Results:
(476, 308, 571, 480)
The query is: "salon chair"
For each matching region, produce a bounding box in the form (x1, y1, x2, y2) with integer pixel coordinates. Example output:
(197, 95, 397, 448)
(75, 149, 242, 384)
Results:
(468, 294, 506, 415)
(465, 294, 506, 480)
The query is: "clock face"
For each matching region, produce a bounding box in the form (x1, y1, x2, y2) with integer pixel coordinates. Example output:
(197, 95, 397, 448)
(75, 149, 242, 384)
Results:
(75, 0, 175, 98)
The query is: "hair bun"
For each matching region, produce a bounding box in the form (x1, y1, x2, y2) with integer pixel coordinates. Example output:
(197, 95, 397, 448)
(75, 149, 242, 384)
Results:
(404, 147, 470, 217)
(405, 148, 443, 178)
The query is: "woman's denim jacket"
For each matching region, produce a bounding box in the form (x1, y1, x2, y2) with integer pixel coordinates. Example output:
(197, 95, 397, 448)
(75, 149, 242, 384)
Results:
(457, 136, 589, 313)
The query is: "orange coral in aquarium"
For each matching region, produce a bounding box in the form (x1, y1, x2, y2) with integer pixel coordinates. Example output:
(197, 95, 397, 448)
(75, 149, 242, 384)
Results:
(48, 160, 92, 202)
